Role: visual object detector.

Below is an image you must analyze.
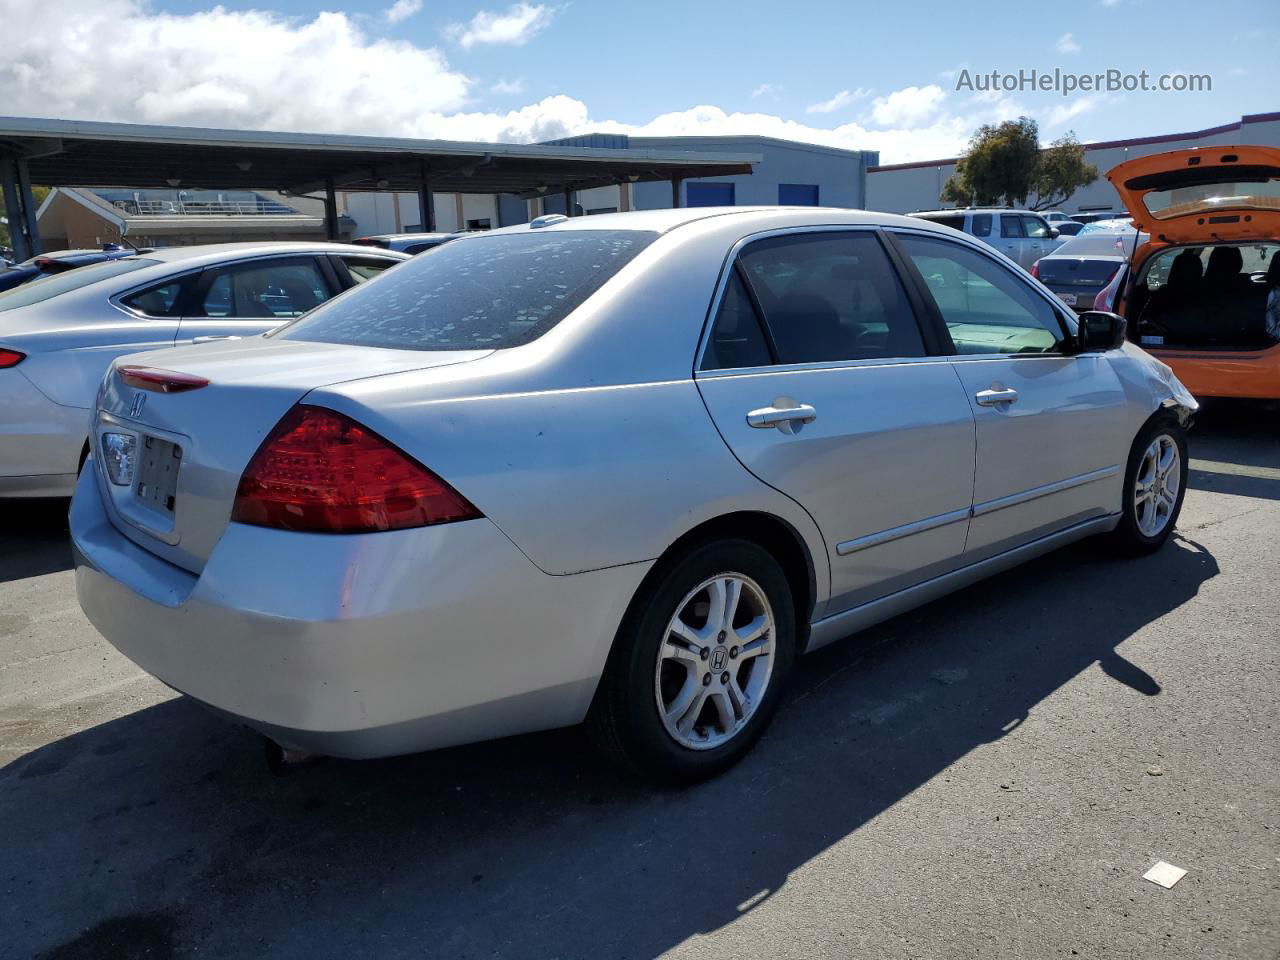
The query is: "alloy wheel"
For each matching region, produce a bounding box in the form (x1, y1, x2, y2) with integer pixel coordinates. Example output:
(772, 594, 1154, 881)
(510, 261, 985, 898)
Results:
(654, 573, 776, 750)
(1134, 433, 1181, 537)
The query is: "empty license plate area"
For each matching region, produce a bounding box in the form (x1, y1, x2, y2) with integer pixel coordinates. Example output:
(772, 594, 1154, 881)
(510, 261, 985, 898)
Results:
(134, 436, 182, 513)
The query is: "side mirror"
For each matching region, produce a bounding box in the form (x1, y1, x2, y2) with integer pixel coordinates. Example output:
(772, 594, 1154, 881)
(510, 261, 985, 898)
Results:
(1077, 310, 1126, 351)
(1049, 227, 1061, 239)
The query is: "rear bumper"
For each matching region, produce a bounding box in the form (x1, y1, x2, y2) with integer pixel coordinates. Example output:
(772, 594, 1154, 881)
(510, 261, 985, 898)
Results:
(0, 370, 86, 497)
(70, 468, 649, 758)
(1151, 344, 1280, 400)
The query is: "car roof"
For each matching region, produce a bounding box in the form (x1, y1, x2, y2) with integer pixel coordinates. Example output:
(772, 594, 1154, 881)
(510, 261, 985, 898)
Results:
(911, 208, 1042, 217)
(485, 206, 957, 237)
(360, 233, 454, 242)
(136, 241, 411, 265)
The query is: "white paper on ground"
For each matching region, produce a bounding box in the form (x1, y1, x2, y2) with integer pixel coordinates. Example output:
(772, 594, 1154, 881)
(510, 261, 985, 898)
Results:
(1142, 861, 1188, 889)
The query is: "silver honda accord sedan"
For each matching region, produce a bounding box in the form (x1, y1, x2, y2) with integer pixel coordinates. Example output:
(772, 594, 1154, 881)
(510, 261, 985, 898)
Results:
(0, 242, 407, 497)
(71, 207, 1196, 783)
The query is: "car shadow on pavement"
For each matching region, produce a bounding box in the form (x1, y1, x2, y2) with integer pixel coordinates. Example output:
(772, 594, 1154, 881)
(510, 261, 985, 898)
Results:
(2, 530, 1219, 960)
(0, 499, 71, 583)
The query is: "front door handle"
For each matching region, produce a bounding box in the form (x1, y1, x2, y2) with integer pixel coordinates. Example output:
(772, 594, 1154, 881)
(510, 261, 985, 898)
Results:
(975, 387, 1019, 407)
(747, 402, 817, 433)
(191, 335, 240, 344)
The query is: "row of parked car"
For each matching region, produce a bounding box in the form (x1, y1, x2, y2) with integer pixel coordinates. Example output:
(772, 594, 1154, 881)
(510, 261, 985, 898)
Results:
(2, 143, 1275, 784)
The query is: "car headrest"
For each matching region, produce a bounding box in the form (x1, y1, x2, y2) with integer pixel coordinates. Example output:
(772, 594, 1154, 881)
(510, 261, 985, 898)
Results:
(770, 293, 843, 363)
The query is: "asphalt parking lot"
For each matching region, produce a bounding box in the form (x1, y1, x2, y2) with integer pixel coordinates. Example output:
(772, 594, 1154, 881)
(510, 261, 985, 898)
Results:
(2, 402, 1277, 960)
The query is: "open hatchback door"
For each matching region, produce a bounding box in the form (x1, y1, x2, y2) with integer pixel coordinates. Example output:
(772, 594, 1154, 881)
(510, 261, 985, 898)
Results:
(1108, 145, 1280, 246)
(1107, 145, 1280, 400)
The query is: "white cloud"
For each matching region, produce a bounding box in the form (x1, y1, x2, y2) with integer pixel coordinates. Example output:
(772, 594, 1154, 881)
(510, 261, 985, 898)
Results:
(751, 83, 779, 99)
(491, 78, 526, 95)
(805, 88, 870, 115)
(1, 0, 471, 133)
(384, 0, 422, 23)
(869, 85, 945, 127)
(1043, 94, 1105, 128)
(1054, 32, 1081, 54)
(0, 0, 1061, 164)
(445, 3, 556, 50)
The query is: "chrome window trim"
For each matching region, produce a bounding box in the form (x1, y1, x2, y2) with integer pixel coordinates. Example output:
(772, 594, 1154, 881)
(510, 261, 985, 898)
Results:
(696, 354, 954, 380)
(836, 506, 971, 556)
(882, 225, 1080, 357)
(693, 223, 929, 376)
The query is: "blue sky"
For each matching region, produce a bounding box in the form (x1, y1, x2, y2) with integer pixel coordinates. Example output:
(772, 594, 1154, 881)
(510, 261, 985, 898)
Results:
(2, 0, 1274, 162)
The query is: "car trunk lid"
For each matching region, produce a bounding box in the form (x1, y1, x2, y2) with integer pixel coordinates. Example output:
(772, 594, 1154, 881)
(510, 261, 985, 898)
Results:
(1107, 145, 1280, 246)
(92, 337, 491, 573)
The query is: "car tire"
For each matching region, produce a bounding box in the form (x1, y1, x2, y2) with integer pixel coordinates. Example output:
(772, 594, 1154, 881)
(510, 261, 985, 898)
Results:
(1108, 413, 1188, 555)
(588, 539, 796, 785)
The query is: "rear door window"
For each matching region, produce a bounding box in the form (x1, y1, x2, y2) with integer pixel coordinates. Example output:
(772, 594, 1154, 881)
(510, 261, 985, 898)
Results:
(701, 271, 773, 370)
(278, 231, 656, 350)
(193, 257, 331, 319)
(971, 214, 992, 237)
(1000, 215, 1025, 238)
(119, 277, 191, 317)
(735, 232, 926, 364)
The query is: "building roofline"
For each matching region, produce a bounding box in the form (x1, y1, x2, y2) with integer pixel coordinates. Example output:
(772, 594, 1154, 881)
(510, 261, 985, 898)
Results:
(0, 115, 760, 167)
(866, 111, 1280, 173)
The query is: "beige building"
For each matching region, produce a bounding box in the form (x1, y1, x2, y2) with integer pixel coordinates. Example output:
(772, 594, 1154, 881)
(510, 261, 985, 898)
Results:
(36, 187, 349, 250)
(867, 111, 1280, 215)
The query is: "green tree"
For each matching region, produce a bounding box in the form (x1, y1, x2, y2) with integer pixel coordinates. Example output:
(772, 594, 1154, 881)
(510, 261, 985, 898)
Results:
(1028, 133, 1098, 211)
(940, 118, 1097, 210)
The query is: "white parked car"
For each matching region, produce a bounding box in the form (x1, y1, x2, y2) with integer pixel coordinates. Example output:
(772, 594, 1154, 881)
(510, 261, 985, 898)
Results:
(72, 208, 1196, 783)
(0, 242, 407, 497)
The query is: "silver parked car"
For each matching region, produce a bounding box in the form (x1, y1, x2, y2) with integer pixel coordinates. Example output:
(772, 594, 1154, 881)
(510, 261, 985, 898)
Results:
(0, 242, 408, 497)
(71, 208, 1196, 783)
(910, 209, 1068, 270)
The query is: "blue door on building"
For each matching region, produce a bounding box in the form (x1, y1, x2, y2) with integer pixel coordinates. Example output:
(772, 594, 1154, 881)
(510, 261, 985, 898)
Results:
(686, 182, 736, 207)
(779, 183, 820, 205)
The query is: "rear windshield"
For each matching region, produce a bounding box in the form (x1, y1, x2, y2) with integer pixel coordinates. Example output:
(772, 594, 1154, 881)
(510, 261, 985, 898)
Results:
(1139, 169, 1280, 221)
(913, 214, 966, 231)
(277, 230, 657, 351)
(0, 258, 159, 312)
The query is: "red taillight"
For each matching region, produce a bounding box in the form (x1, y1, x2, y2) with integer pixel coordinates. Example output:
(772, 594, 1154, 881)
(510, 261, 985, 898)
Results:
(231, 405, 480, 534)
(119, 365, 210, 393)
(0, 348, 25, 369)
(1029, 260, 1040, 279)
(1093, 265, 1123, 311)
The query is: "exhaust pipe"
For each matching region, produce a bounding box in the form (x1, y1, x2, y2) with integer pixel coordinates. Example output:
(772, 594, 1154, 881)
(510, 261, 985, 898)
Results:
(263, 737, 325, 775)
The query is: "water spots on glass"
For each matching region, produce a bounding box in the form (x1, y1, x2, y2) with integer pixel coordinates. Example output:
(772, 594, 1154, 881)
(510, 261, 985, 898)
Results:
(279, 231, 657, 351)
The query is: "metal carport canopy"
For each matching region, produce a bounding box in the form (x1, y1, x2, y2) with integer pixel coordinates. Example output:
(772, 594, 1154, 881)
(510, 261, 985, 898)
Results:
(0, 116, 758, 196)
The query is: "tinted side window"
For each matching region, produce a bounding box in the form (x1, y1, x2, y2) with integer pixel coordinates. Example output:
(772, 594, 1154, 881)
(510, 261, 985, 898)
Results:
(896, 234, 1065, 355)
(120, 277, 188, 317)
(700, 271, 772, 371)
(1000, 215, 1024, 238)
(971, 213, 992, 237)
(738, 232, 925, 363)
(194, 258, 329, 319)
(403, 242, 442, 255)
(1022, 216, 1051, 239)
(338, 257, 398, 284)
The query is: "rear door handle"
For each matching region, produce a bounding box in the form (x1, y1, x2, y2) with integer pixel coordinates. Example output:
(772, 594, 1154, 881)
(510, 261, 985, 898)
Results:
(975, 387, 1018, 407)
(191, 335, 240, 344)
(747, 402, 817, 432)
